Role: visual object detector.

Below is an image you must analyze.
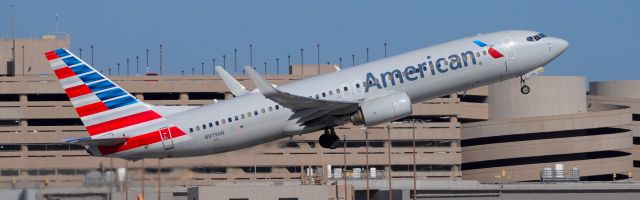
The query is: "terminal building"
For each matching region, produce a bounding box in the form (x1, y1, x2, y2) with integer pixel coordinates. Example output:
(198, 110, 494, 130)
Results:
(0, 35, 639, 199)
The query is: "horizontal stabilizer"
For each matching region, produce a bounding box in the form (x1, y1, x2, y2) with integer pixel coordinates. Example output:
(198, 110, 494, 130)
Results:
(215, 66, 249, 96)
(64, 137, 127, 146)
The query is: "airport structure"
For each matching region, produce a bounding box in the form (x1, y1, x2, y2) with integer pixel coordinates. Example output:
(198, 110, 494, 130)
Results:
(0, 35, 639, 199)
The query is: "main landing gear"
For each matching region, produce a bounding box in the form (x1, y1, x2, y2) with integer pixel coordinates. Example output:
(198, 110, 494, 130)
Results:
(319, 128, 341, 149)
(520, 76, 531, 95)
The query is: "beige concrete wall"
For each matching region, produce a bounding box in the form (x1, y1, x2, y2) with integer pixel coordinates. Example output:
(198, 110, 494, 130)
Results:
(0, 35, 70, 76)
(488, 76, 587, 119)
(590, 80, 640, 99)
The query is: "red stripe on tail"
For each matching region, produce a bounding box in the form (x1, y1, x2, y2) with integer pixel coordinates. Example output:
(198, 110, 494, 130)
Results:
(76, 101, 110, 117)
(45, 51, 60, 60)
(64, 84, 93, 98)
(85, 110, 162, 136)
(98, 126, 186, 155)
(54, 67, 75, 80)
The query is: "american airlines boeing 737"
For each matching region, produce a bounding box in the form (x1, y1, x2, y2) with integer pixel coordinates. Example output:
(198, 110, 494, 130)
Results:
(45, 30, 567, 160)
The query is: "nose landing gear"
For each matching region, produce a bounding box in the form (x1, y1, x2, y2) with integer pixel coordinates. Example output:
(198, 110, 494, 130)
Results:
(319, 128, 341, 149)
(520, 76, 530, 95)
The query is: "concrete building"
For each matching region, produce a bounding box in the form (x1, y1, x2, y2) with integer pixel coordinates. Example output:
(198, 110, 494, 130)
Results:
(588, 80, 640, 180)
(462, 76, 636, 183)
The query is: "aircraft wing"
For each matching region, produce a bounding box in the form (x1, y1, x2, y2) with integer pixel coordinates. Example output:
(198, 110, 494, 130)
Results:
(245, 66, 360, 124)
(215, 66, 249, 96)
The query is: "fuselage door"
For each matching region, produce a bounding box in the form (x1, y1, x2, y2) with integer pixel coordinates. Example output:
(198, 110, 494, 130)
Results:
(159, 127, 174, 150)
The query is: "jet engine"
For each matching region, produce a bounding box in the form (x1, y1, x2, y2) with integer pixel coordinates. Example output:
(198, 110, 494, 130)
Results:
(350, 92, 412, 126)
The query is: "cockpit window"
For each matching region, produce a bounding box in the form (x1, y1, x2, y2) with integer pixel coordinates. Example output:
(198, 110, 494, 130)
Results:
(527, 33, 546, 42)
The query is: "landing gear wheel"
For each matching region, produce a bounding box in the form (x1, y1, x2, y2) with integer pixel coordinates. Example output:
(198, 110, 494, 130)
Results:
(318, 128, 341, 149)
(521, 85, 531, 94)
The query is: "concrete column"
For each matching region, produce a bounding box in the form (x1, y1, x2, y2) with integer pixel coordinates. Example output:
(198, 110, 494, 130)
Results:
(19, 94, 27, 107)
(224, 92, 234, 100)
(135, 94, 144, 101)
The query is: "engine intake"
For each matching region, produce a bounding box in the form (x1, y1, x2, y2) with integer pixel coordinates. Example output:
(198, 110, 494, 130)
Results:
(351, 92, 412, 126)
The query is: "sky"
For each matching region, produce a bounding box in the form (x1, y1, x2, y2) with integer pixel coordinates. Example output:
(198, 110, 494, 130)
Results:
(1, 0, 639, 81)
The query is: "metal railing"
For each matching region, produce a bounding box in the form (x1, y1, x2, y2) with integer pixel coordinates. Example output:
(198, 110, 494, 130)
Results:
(540, 169, 580, 182)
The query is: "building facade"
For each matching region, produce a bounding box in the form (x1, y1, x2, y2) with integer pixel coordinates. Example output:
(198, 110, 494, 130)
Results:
(461, 77, 636, 183)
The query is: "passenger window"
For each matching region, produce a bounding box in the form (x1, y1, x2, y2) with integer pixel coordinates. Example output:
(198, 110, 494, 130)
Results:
(222, 119, 226, 124)
(269, 106, 273, 111)
(275, 105, 280, 110)
(328, 91, 333, 95)
(247, 112, 251, 117)
(202, 124, 206, 129)
(196, 126, 200, 131)
(322, 92, 326, 97)
(215, 121, 219, 126)
(315, 94, 319, 99)
(254, 111, 258, 115)
(444, 60, 449, 66)
(190, 128, 194, 133)
(261, 108, 266, 113)
(476, 52, 480, 57)
(483, 51, 487, 55)
(355, 83, 360, 88)
(234, 116, 238, 121)
(344, 87, 348, 91)
(336, 89, 340, 94)
(209, 122, 213, 127)
(241, 114, 245, 119)
(228, 117, 232, 122)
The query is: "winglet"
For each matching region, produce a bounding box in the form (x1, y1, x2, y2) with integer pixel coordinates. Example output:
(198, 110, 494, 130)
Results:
(244, 66, 278, 96)
(215, 66, 249, 96)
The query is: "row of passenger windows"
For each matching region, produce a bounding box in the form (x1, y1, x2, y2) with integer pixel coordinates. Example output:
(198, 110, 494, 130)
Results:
(189, 105, 281, 133)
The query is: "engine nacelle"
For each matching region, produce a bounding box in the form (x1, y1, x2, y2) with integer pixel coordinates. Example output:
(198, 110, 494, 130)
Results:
(350, 92, 412, 126)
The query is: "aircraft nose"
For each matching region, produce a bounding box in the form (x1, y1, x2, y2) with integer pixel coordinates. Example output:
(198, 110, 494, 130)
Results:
(548, 37, 569, 56)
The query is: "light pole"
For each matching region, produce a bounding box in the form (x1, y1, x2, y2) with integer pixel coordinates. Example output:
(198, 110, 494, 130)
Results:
(201, 62, 204, 75)
(317, 44, 320, 74)
(145, 49, 149, 74)
(276, 58, 279, 74)
(91, 45, 94, 66)
(222, 55, 226, 71)
(300, 48, 304, 75)
(384, 42, 387, 58)
(126, 58, 130, 76)
(159, 44, 163, 76)
(234, 49, 237, 74)
(117, 63, 120, 76)
(79, 48, 82, 59)
(263, 62, 267, 75)
(249, 44, 253, 67)
(339, 57, 342, 68)
(352, 54, 355, 67)
(366, 48, 369, 63)
(136, 56, 139, 76)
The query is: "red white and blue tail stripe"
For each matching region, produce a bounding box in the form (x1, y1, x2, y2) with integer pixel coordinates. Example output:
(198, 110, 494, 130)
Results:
(46, 48, 164, 138)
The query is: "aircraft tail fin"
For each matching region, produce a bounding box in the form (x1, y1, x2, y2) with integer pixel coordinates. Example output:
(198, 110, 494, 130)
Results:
(45, 48, 165, 138)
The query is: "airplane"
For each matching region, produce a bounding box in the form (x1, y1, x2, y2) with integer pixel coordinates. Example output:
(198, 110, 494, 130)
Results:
(45, 30, 568, 160)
